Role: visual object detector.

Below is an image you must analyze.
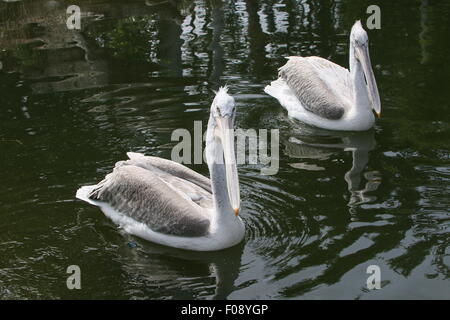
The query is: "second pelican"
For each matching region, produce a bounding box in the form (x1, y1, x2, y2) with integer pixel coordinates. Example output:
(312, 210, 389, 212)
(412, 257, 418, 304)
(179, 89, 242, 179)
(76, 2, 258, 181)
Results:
(265, 21, 381, 131)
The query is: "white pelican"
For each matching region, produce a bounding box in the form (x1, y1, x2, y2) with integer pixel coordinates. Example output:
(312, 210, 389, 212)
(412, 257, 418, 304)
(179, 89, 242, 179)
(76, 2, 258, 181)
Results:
(265, 21, 381, 131)
(76, 87, 245, 251)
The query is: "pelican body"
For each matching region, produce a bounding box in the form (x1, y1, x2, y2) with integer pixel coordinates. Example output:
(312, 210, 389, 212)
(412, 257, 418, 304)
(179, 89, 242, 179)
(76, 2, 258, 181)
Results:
(265, 21, 381, 131)
(76, 87, 244, 251)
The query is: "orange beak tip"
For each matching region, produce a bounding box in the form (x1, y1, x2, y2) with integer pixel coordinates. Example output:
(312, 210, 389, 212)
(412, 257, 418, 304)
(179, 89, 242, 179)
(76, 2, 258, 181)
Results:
(234, 208, 239, 216)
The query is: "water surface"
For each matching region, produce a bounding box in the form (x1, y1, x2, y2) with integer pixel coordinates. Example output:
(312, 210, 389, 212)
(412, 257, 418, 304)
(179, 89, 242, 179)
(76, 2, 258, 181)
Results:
(0, 0, 449, 299)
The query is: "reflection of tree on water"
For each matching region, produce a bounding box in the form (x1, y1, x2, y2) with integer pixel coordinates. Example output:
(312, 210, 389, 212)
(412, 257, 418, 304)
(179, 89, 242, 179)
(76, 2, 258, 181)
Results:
(284, 125, 380, 209)
(207, 0, 224, 86)
(0, 0, 372, 94)
(0, 0, 189, 93)
(245, 0, 267, 77)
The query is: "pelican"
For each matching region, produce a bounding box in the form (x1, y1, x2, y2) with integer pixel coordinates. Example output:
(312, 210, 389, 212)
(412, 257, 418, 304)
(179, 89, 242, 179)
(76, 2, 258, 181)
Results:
(265, 21, 381, 131)
(76, 87, 245, 251)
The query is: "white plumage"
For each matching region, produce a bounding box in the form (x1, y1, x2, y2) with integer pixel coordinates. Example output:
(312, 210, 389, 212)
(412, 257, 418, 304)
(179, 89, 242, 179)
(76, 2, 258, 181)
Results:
(265, 21, 381, 131)
(76, 87, 245, 251)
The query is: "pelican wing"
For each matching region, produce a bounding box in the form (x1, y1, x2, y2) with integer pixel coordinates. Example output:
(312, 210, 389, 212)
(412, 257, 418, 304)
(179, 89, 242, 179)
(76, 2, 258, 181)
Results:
(124, 152, 211, 194)
(88, 153, 213, 237)
(279, 56, 352, 120)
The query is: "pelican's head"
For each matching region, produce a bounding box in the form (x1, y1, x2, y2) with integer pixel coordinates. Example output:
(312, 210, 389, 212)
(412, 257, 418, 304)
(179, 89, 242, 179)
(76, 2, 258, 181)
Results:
(350, 20, 369, 47)
(350, 21, 381, 118)
(210, 86, 236, 120)
(207, 86, 240, 216)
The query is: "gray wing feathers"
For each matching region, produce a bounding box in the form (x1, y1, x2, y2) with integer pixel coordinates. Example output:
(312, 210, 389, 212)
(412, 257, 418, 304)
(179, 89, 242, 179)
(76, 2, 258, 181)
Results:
(89, 156, 211, 237)
(125, 152, 211, 193)
(279, 56, 351, 120)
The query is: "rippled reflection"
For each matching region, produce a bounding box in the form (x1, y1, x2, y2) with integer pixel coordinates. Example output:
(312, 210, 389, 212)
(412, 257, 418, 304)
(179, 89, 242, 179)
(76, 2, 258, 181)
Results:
(285, 125, 381, 210)
(114, 235, 245, 299)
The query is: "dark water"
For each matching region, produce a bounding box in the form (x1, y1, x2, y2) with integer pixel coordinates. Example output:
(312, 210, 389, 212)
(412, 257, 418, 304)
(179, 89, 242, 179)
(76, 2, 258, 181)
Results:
(0, 0, 449, 299)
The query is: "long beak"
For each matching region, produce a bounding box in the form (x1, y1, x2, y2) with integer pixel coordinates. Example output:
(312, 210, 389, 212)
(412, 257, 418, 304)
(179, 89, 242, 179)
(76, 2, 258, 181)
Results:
(356, 44, 381, 117)
(215, 116, 240, 215)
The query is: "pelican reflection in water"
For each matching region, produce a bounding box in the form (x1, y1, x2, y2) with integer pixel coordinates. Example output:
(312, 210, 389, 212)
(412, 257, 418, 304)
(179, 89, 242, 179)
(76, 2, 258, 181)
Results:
(118, 235, 244, 299)
(265, 21, 381, 131)
(284, 125, 381, 207)
(77, 87, 245, 251)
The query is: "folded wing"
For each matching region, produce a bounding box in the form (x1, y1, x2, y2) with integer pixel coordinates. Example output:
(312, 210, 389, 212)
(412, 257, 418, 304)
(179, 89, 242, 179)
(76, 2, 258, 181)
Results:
(88, 153, 212, 237)
(279, 56, 352, 120)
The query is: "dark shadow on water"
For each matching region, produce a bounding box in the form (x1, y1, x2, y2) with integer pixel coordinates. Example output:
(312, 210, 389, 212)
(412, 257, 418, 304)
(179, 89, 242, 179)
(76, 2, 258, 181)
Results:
(284, 122, 380, 210)
(115, 232, 245, 300)
(0, 0, 449, 299)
